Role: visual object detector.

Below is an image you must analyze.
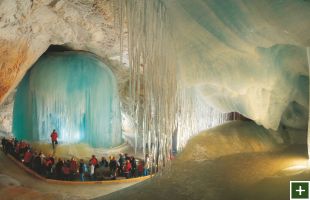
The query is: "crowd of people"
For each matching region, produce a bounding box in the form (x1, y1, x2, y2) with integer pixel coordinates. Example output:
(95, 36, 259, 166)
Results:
(1, 137, 151, 181)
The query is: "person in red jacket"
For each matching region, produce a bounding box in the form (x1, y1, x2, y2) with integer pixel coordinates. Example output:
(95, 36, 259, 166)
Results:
(50, 129, 58, 150)
(124, 159, 132, 179)
(23, 149, 32, 168)
(89, 155, 98, 167)
(70, 157, 78, 180)
(137, 160, 144, 177)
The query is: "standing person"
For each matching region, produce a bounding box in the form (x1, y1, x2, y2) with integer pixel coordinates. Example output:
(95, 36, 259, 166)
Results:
(109, 156, 118, 180)
(44, 154, 54, 178)
(33, 153, 42, 174)
(62, 161, 71, 181)
(118, 153, 125, 176)
(130, 156, 137, 177)
(23, 149, 33, 168)
(55, 158, 64, 180)
(89, 155, 99, 168)
(1, 137, 6, 151)
(79, 159, 87, 181)
(100, 157, 109, 168)
(137, 160, 144, 177)
(124, 159, 132, 179)
(50, 129, 58, 150)
(70, 157, 78, 180)
(144, 154, 150, 176)
(89, 163, 95, 181)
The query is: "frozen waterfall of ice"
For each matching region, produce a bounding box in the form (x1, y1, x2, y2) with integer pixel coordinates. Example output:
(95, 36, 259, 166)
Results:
(13, 52, 122, 148)
(115, 0, 230, 171)
(115, 0, 310, 168)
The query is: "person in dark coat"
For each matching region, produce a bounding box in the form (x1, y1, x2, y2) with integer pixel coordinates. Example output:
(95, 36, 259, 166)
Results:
(109, 156, 118, 180)
(32, 153, 42, 174)
(1, 137, 6, 152)
(118, 153, 125, 176)
(130, 156, 137, 177)
(99, 157, 109, 168)
(55, 158, 64, 180)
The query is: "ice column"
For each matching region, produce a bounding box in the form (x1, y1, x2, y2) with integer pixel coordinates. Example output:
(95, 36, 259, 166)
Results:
(13, 52, 122, 148)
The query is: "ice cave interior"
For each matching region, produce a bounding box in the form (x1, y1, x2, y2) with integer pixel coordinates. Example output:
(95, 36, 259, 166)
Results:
(0, 0, 310, 200)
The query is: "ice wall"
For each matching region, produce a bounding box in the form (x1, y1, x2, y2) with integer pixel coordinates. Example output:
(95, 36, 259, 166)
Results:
(174, 88, 230, 152)
(117, 0, 310, 167)
(169, 0, 310, 131)
(13, 52, 122, 148)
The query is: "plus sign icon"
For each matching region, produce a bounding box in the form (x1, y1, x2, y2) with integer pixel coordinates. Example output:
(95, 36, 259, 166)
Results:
(291, 181, 309, 199)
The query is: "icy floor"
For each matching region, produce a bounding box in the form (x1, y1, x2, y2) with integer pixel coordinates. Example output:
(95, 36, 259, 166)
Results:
(0, 150, 143, 200)
(94, 122, 309, 200)
(0, 121, 309, 200)
(93, 146, 308, 200)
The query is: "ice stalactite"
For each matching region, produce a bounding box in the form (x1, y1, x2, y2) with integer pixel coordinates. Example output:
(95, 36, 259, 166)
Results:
(13, 52, 122, 148)
(121, 0, 177, 170)
(175, 88, 229, 152)
(119, 0, 229, 171)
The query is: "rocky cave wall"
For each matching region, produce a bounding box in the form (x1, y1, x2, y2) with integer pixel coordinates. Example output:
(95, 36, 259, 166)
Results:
(0, 0, 123, 104)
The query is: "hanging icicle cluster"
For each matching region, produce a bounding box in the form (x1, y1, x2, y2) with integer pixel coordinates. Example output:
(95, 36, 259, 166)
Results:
(175, 88, 230, 152)
(120, 0, 177, 171)
(114, 0, 229, 172)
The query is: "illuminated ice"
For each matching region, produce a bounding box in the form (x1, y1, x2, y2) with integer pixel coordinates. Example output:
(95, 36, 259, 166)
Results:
(13, 52, 122, 148)
(116, 0, 310, 166)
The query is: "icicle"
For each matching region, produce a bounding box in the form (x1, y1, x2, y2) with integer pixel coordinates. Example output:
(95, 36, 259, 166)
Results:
(116, 0, 229, 172)
(118, 0, 176, 172)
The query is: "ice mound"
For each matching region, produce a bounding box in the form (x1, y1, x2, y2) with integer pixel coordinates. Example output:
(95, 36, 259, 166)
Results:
(179, 121, 282, 161)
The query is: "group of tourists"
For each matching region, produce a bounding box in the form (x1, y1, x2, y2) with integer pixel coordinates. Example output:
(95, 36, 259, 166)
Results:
(1, 136, 151, 181)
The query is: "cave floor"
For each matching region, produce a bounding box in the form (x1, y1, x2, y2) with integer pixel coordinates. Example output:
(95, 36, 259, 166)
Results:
(0, 140, 309, 199)
(0, 150, 145, 200)
(0, 122, 310, 200)
(95, 145, 309, 200)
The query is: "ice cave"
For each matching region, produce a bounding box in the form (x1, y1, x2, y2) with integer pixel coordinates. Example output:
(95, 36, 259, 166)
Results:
(0, 0, 309, 200)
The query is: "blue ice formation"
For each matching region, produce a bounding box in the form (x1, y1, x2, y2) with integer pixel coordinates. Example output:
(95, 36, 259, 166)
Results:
(13, 51, 122, 148)
(163, 0, 310, 130)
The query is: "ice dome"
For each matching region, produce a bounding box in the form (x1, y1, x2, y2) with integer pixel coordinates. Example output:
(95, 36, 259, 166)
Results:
(13, 52, 122, 148)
